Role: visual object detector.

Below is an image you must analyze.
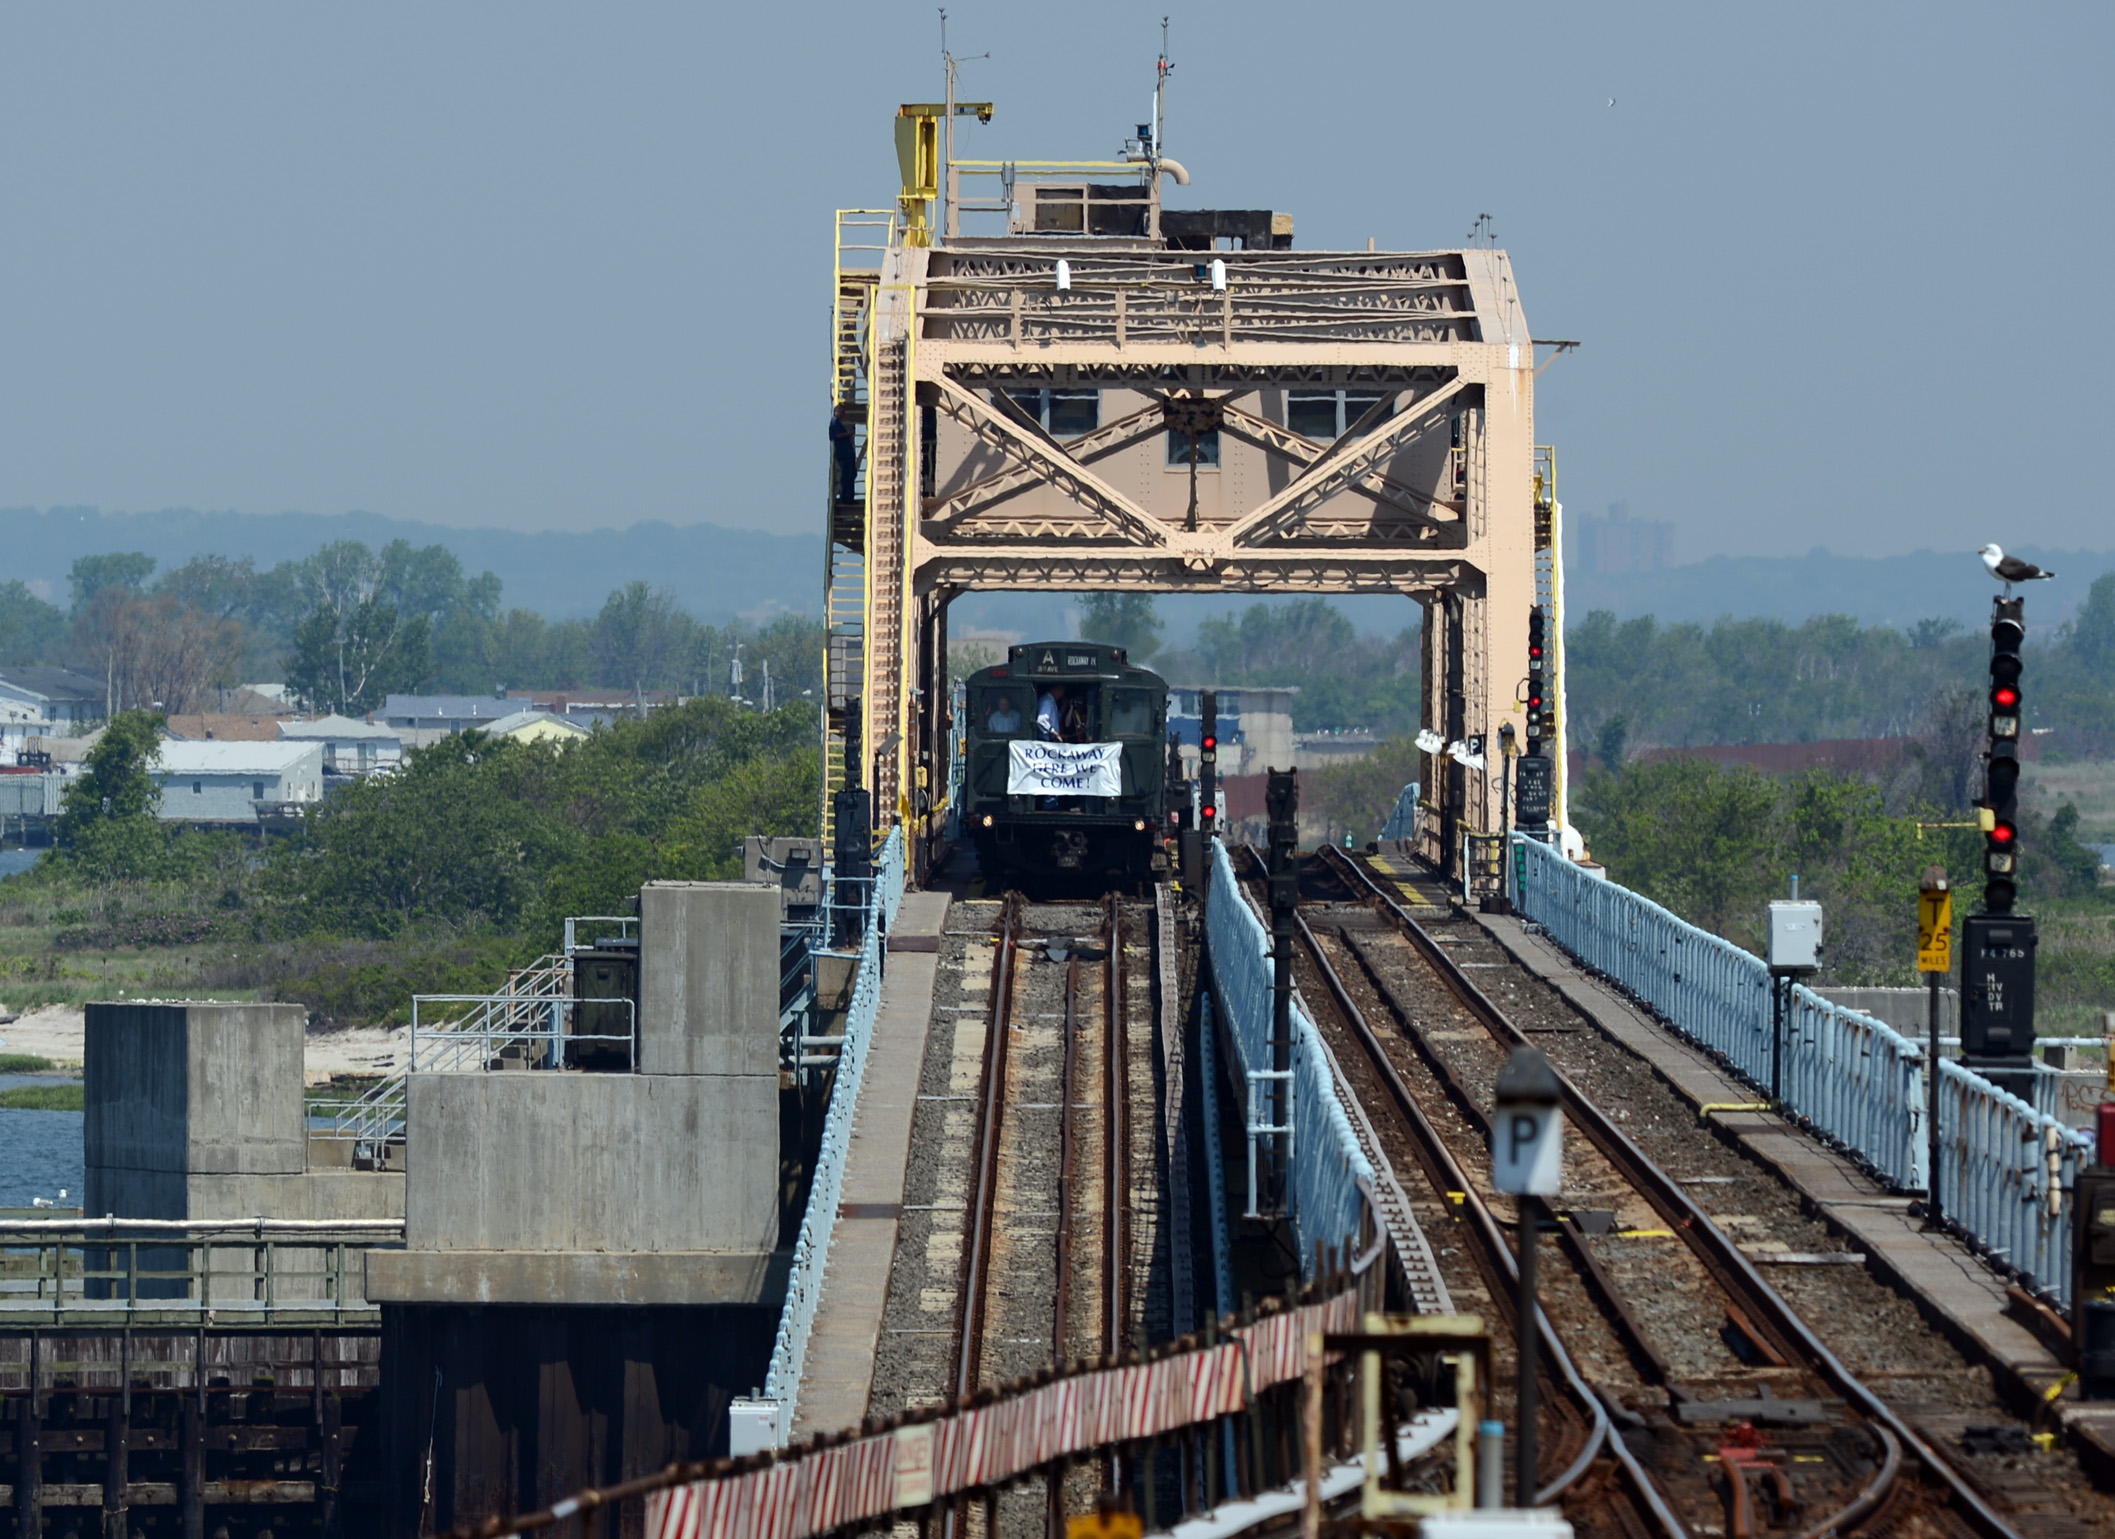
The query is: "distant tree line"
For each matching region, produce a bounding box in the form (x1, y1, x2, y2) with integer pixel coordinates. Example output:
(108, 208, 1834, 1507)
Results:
(1566, 569, 2115, 763)
(20, 696, 819, 1024)
(0, 543, 824, 718)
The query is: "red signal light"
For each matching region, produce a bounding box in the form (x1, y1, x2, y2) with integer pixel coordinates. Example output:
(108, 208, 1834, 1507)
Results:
(1203, 804, 1216, 819)
(1992, 685, 2019, 709)
(1990, 819, 2017, 845)
(1529, 644, 1543, 660)
(1202, 735, 1216, 751)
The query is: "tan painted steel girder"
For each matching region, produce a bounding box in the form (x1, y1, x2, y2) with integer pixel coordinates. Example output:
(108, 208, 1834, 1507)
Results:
(1214, 402, 1458, 526)
(922, 396, 1171, 530)
(914, 554, 1477, 597)
(921, 373, 1470, 548)
(1217, 376, 1471, 543)
(926, 376, 1167, 547)
(856, 240, 1548, 878)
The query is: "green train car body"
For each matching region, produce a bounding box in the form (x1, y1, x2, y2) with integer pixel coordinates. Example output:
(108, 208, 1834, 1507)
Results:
(958, 641, 1170, 888)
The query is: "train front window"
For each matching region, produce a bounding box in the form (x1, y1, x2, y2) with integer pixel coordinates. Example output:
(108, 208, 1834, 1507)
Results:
(1109, 689, 1156, 738)
(978, 689, 1026, 735)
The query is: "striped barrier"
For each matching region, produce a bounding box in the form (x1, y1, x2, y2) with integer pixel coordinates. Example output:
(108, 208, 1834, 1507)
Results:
(643, 1288, 1362, 1539)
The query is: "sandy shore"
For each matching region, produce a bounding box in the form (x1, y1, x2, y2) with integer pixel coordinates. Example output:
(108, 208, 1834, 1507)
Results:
(0, 1005, 412, 1085)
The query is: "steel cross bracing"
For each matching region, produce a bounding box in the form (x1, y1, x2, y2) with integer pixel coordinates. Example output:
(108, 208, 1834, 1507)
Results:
(835, 234, 1561, 877)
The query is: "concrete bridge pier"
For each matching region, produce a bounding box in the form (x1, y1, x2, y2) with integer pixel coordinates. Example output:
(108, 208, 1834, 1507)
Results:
(368, 880, 788, 1535)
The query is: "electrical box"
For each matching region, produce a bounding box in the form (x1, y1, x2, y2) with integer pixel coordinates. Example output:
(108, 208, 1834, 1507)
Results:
(1766, 900, 1824, 972)
(727, 1397, 780, 1456)
(1960, 912, 2038, 1059)
(744, 835, 823, 913)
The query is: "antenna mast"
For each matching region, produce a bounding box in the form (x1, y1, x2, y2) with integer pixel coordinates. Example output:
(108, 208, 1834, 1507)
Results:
(940, 9, 955, 238)
(1155, 17, 1170, 163)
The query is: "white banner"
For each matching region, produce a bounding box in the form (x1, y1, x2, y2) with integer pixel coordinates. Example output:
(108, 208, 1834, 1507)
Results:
(1008, 741, 1123, 799)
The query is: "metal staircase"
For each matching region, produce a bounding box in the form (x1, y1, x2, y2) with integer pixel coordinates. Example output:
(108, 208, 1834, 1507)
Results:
(311, 953, 577, 1160)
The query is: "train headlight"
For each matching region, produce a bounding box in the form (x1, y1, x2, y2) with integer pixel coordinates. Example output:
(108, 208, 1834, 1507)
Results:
(980, 814, 994, 828)
(1134, 818, 1147, 831)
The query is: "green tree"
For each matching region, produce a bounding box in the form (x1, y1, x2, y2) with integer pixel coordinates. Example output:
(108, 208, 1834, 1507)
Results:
(1597, 714, 1629, 769)
(1573, 758, 1786, 945)
(286, 600, 432, 714)
(2037, 803, 2107, 900)
(68, 553, 155, 615)
(2064, 572, 2115, 672)
(1077, 593, 1164, 661)
(0, 581, 67, 664)
(155, 555, 258, 619)
(55, 709, 168, 877)
(592, 582, 691, 702)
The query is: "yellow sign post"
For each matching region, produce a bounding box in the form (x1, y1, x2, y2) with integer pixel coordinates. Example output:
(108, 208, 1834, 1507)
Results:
(1917, 886, 1954, 976)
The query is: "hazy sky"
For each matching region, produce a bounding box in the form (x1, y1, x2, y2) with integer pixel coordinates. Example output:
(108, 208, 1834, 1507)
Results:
(2, 4, 2108, 560)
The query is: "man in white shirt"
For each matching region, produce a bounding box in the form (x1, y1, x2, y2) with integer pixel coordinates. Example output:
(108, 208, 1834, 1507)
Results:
(1035, 684, 1064, 741)
(985, 695, 1021, 733)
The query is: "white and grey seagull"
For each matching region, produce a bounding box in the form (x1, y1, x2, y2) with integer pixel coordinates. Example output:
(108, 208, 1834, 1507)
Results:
(1979, 543, 2056, 592)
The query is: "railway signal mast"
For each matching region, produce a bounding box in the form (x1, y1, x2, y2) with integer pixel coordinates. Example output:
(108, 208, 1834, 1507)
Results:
(1961, 596, 2037, 1094)
(1516, 608, 1555, 843)
(1198, 691, 1219, 838)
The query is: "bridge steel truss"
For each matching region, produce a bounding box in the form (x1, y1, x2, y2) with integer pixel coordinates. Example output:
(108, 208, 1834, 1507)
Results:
(827, 231, 1564, 879)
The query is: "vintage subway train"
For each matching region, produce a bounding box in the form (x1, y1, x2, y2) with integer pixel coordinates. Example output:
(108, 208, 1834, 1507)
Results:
(955, 641, 1171, 889)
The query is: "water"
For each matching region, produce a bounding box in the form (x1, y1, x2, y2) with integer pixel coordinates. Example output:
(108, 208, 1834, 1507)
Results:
(0, 849, 41, 880)
(0, 1074, 83, 1209)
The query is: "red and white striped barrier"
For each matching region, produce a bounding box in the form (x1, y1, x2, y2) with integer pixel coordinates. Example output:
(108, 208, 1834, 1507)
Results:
(647, 1289, 1359, 1539)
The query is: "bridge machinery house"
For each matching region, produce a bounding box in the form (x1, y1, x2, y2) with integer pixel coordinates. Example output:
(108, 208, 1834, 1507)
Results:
(154, 738, 325, 824)
(824, 97, 1570, 881)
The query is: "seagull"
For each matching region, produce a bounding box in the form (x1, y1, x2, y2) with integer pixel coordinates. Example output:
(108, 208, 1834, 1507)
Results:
(1979, 543, 2056, 592)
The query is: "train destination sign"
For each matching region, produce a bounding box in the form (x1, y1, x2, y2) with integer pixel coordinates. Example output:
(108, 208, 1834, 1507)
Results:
(1008, 741, 1124, 798)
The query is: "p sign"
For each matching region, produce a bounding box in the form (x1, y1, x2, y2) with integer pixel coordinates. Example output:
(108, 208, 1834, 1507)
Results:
(1492, 1047, 1563, 1196)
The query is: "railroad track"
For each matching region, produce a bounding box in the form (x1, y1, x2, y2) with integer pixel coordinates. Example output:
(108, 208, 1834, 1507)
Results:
(1240, 843, 2040, 1539)
(946, 888, 1172, 1535)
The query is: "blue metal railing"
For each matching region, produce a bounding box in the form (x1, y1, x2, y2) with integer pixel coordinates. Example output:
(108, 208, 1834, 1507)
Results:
(1204, 838, 1373, 1278)
(1512, 834, 2087, 1305)
(762, 827, 906, 1433)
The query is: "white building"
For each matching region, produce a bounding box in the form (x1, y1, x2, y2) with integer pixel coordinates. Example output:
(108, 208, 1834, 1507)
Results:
(279, 714, 403, 777)
(0, 667, 104, 754)
(154, 741, 325, 825)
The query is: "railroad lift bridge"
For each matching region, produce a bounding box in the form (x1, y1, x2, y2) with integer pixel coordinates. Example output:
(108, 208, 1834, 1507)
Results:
(823, 100, 1574, 885)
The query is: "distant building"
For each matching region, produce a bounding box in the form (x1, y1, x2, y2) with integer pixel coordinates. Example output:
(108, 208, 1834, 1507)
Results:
(1167, 686, 1296, 777)
(1570, 503, 1675, 575)
(0, 666, 106, 752)
(507, 689, 667, 718)
(163, 713, 287, 743)
(485, 709, 592, 745)
(1292, 731, 1382, 769)
(278, 714, 404, 777)
(154, 741, 325, 825)
(378, 695, 515, 733)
